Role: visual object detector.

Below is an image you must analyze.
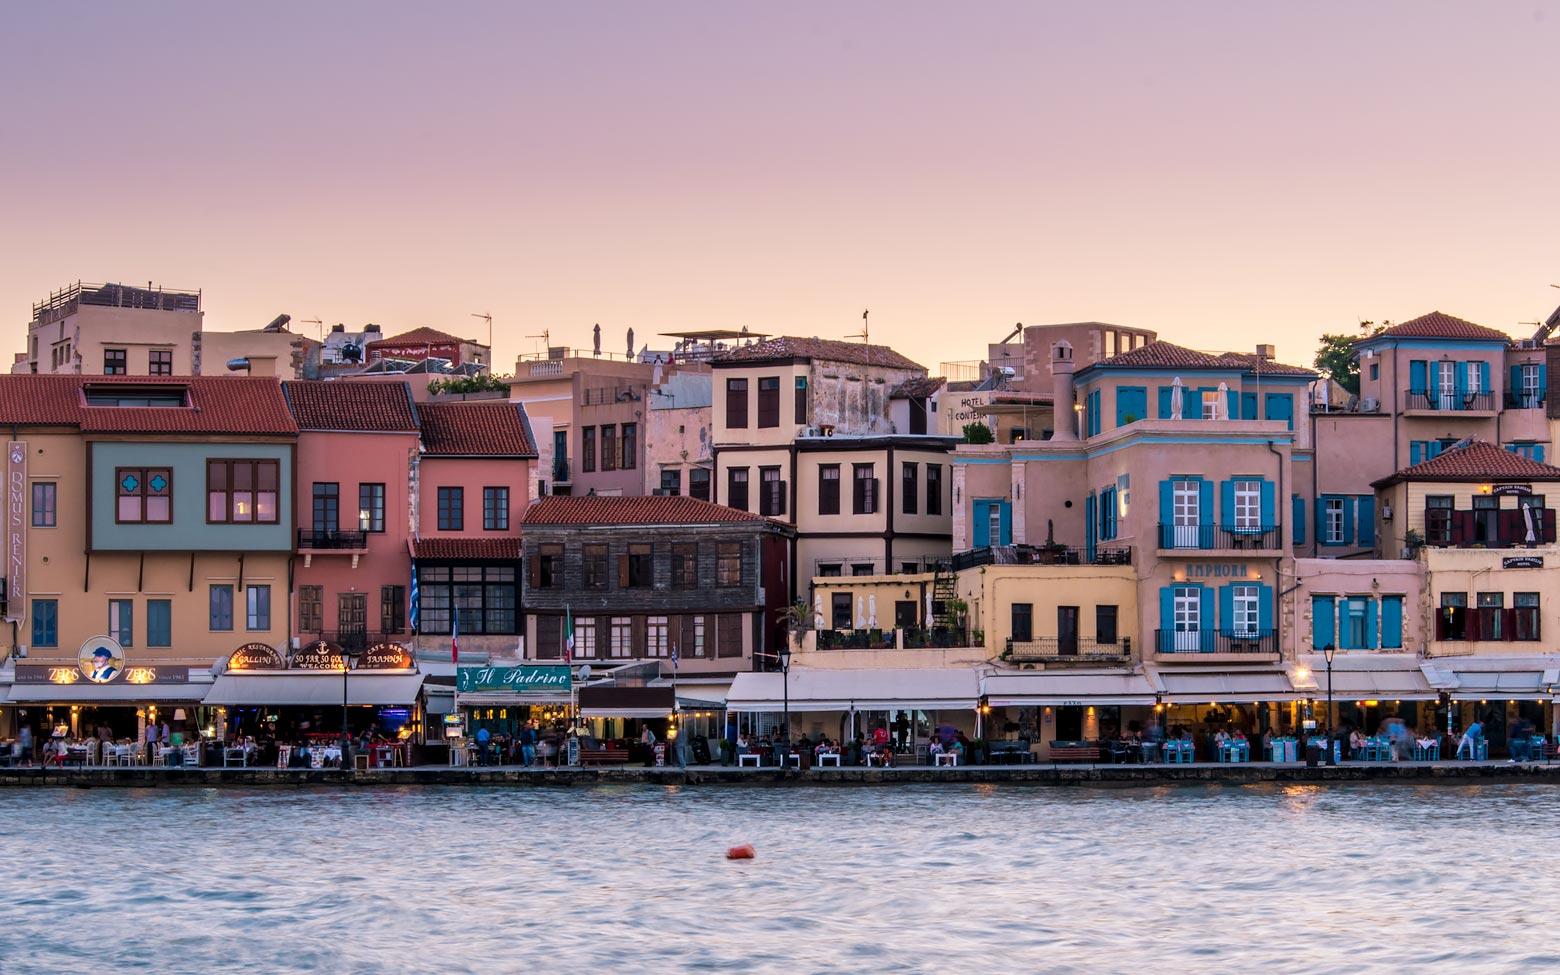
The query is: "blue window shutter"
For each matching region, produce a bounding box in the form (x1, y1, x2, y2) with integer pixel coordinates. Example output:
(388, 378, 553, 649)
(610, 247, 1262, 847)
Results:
(1159, 586, 1174, 643)
(1538, 445, 1547, 464)
(1511, 365, 1522, 401)
(1158, 386, 1172, 419)
(1356, 496, 1375, 546)
(1257, 583, 1273, 634)
(1381, 596, 1403, 649)
(1428, 440, 1443, 459)
(1364, 598, 1378, 648)
(1292, 495, 1306, 545)
(1219, 479, 1235, 530)
(1219, 584, 1234, 636)
(1454, 361, 1467, 406)
(1409, 360, 1427, 394)
(1085, 494, 1096, 558)
(1198, 479, 1213, 546)
(998, 500, 1012, 545)
(1116, 386, 1146, 426)
(1479, 361, 1490, 397)
(1315, 498, 1327, 544)
(1409, 441, 1422, 466)
(1226, 388, 1239, 419)
(1263, 393, 1294, 430)
(1259, 480, 1275, 529)
(1199, 587, 1215, 650)
(1312, 596, 1335, 649)
(1158, 479, 1173, 545)
(1341, 498, 1356, 545)
(973, 501, 991, 547)
(1542, 364, 1549, 400)
(1240, 391, 1256, 420)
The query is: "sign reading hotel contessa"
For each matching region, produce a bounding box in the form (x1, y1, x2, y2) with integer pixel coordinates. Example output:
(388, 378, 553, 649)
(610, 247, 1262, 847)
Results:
(457, 665, 572, 694)
(4, 442, 24, 623)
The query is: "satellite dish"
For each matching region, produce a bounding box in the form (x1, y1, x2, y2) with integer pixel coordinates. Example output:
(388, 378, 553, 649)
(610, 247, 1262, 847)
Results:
(577, 664, 592, 682)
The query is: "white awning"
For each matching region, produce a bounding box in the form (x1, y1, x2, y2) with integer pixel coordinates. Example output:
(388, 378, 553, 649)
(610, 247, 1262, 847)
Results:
(580, 707, 669, 719)
(423, 684, 455, 715)
(1155, 668, 1295, 704)
(203, 673, 424, 707)
(983, 670, 1157, 707)
(456, 692, 573, 707)
(1293, 654, 1438, 700)
(7, 682, 211, 704)
(724, 668, 979, 712)
(1419, 656, 1560, 699)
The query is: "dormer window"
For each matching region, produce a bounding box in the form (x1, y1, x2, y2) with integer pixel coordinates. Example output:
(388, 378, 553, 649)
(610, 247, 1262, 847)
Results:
(84, 384, 189, 408)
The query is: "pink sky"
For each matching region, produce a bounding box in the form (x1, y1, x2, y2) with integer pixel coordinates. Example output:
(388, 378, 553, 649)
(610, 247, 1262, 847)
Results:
(2, 2, 1558, 373)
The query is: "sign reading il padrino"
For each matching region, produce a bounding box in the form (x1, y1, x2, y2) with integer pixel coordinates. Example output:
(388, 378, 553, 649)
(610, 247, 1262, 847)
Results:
(457, 665, 572, 694)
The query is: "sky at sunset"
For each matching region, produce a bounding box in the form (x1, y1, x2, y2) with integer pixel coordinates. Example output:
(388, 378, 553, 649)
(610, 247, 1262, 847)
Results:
(3, 2, 1559, 374)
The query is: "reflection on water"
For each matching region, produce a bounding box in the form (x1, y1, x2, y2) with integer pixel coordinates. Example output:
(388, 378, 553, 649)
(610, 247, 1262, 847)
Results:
(0, 783, 1555, 974)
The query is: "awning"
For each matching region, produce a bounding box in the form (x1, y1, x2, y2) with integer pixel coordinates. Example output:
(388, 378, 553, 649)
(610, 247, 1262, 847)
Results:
(456, 692, 573, 706)
(203, 673, 425, 707)
(1292, 654, 1438, 700)
(6, 682, 211, 704)
(579, 685, 674, 719)
(1421, 656, 1560, 699)
(983, 670, 1157, 707)
(423, 683, 456, 715)
(1154, 668, 1295, 704)
(724, 668, 979, 712)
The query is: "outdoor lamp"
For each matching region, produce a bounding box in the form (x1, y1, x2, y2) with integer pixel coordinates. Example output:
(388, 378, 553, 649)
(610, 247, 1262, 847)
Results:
(1323, 645, 1336, 666)
(778, 645, 792, 673)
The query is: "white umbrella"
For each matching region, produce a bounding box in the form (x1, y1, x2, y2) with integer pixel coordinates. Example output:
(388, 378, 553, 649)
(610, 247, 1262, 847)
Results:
(1524, 504, 1538, 544)
(1216, 381, 1229, 419)
(855, 596, 866, 629)
(925, 587, 934, 628)
(867, 594, 878, 630)
(813, 592, 826, 630)
(1171, 377, 1184, 420)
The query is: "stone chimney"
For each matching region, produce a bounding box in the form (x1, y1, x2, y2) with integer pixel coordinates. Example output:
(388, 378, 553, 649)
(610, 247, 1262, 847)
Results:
(1050, 341, 1077, 441)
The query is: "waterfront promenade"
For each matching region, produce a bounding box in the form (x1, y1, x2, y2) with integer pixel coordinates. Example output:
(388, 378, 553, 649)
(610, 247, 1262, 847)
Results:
(7, 760, 1560, 788)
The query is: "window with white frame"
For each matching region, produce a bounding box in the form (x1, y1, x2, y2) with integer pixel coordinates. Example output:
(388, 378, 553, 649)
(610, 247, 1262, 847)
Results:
(988, 506, 1002, 547)
(1324, 498, 1346, 543)
(646, 616, 669, 657)
(1201, 390, 1219, 419)
(610, 617, 633, 658)
(1233, 479, 1261, 531)
(1466, 361, 1481, 393)
(574, 617, 597, 658)
(1437, 361, 1456, 405)
(1522, 363, 1543, 406)
(1231, 584, 1259, 636)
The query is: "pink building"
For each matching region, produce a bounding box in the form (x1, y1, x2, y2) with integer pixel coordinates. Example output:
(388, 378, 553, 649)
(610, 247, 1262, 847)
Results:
(410, 401, 537, 660)
(284, 381, 422, 652)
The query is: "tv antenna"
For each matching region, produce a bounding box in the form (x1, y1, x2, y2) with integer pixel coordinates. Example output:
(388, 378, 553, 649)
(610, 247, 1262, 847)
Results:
(471, 312, 493, 349)
(525, 329, 551, 359)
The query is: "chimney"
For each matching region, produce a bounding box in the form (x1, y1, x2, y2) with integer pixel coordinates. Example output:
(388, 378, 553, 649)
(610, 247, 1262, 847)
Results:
(1255, 343, 1275, 360)
(1051, 341, 1078, 442)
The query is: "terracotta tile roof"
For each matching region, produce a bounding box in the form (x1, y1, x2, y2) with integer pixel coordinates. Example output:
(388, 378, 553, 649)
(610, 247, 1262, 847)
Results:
(1372, 439, 1560, 487)
(0, 375, 297, 435)
(890, 376, 946, 399)
(522, 495, 767, 527)
(366, 326, 476, 349)
(412, 537, 523, 560)
(417, 401, 536, 457)
(282, 380, 419, 432)
(711, 336, 924, 372)
(1369, 312, 1511, 343)
(1085, 341, 1314, 377)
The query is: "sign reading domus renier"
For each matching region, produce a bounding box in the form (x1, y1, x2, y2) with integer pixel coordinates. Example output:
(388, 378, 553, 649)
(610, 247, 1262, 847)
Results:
(457, 665, 572, 694)
(358, 643, 414, 670)
(290, 640, 346, 670)
(227, 642, 286, 671)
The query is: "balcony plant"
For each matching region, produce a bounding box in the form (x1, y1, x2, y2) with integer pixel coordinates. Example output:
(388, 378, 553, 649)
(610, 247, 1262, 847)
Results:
(779, 601, 814, 652)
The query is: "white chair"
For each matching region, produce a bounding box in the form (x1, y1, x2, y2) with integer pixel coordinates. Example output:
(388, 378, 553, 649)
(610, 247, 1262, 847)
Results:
(738, 753, 761, 767)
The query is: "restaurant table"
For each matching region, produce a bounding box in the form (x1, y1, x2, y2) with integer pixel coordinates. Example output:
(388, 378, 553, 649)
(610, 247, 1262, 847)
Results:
(816, 752, 841, 768)
(934, 752, 958, 767)
(309, 746, 344, 769)
(1138, 741, 1161, 763)
(738, 753, 761, 767)
(1413, 741, 1441, 761)
(1268, 738, 1298, 763)
(224, 747, 250, 768)
(1217, 740, 1250, 763)
(1163, 740, 1195, 764)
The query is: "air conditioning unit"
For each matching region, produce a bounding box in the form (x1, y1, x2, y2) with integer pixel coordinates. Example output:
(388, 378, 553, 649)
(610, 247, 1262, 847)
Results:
(819, 424, 836, 437)
(1362, 396, 1379, 412)
(799, 426, 821, 437)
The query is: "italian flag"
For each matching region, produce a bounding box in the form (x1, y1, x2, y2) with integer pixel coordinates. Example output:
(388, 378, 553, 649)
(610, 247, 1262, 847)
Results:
(563, 606, 574, 663)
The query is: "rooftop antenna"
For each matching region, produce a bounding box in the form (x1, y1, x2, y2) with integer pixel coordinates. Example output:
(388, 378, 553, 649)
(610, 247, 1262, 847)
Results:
(471, 312, 493, 349)
(299, 318, 323, 342)
(849, 308, 870, 346)
(525, 329, 551, 359)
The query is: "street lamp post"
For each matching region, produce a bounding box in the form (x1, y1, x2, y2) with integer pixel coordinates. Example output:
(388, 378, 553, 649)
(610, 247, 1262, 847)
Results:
(339, 647, 359, 770)
(1323, 643, 1336, 764)
(778, 644, 792, 748)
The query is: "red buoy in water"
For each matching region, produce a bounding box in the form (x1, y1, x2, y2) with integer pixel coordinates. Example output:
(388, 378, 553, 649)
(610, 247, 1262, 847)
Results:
(726, 844, 755, 860)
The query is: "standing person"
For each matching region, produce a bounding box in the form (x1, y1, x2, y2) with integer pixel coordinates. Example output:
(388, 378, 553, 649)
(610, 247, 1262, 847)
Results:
(474, 725, 491, 766)
(640, 723, 657, 767)
(17, 723, 32, 767)
(520, 721, 537, 767)
(145, 720, 161, 764)
(1457, 717, 1484, 760)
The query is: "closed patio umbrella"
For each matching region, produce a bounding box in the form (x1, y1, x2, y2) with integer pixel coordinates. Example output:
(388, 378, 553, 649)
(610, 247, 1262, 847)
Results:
(1171, 377, 1184, 420)
(1524, 504, 1538, 544)
(855, 596, 866, 629)
(1216, 381, 1229, 419)
(813, 592, 825, 630)
(867, 594, 878, 630)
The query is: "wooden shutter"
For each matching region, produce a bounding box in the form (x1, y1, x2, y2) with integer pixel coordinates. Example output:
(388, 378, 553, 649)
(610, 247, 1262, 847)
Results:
(528, 555, 541, 588)
(617, 554, 630, 588)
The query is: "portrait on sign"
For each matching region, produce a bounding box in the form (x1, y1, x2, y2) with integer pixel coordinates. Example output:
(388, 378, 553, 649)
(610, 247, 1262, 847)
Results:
(78, 636, 125, 684)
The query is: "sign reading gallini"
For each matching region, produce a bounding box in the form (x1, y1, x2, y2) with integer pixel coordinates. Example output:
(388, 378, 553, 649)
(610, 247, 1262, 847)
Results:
(290, 640, 346, 670)
(358, 643, 414, 670)
(457, 665, 572, 694)
(227, 642, 286, 671)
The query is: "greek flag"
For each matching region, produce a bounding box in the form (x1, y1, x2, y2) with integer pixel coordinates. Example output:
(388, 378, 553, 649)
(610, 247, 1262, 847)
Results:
(408, 565, 420, 633)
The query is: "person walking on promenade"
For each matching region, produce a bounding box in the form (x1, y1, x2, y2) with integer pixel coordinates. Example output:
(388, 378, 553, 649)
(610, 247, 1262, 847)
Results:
(1457, 718, 1484, 760)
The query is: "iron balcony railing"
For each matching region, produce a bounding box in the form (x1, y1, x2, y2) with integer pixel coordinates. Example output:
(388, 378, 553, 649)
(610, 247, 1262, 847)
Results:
(1157, 523, 1280, 550)
(298, 529, 368, 550)
(1006, 637, 1130, 661)
(1154, 628, 1277, 654)
(1505, 390, 1547, 410)
(1404, 389, 1495, 412)
(552, 457, 570, 483)
(307, 629, 402, 654)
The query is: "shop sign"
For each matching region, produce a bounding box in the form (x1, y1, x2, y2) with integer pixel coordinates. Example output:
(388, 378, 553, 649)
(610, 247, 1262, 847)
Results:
(457, 664, 572, 694)
(227, 642, 286, 671)
(1503, 556, 1544, 569)
(16, 664, 189, 684)
(4, 442, 24, 623)
(78, 635, 125, 684)
(1492, 484, 1533, 496)
(291, 640, 346, 670)
(358, 642, 414, 670)
(1185, 562, 1253, 580)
